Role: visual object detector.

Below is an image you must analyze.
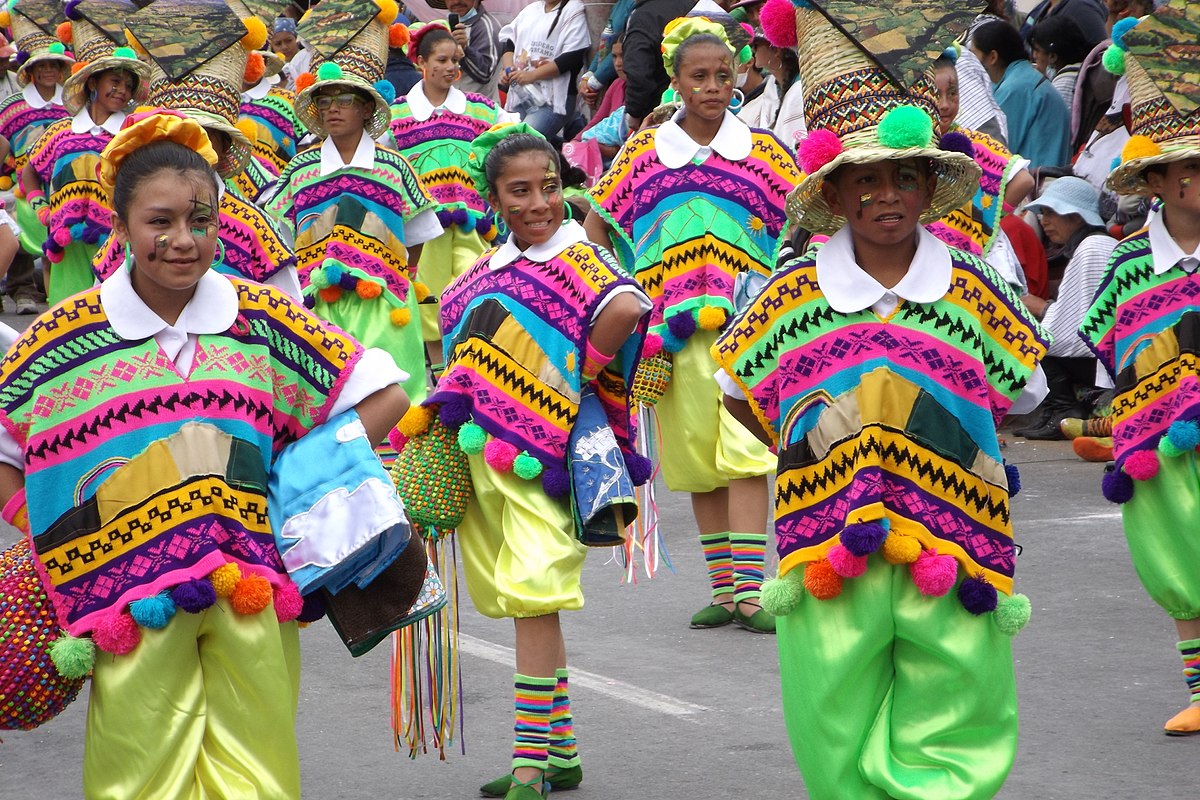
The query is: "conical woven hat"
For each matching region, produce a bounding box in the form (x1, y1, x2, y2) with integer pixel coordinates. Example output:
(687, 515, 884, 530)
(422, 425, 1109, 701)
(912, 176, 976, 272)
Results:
(8, 0, 74, 87)
(62, 0, 150, 114)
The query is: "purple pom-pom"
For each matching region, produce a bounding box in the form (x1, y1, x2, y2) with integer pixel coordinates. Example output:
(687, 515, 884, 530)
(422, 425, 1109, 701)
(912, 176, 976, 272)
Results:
(1004, 463, 1021, 496)
(65, 0, 85, 19)
(666, 311, 696, 341)
(475, 214, 491, 234)
(840, 521, 887, 557)
(626, 451, 653, 486)
(957, 576, 998, 615)
(453, 208, 470, 226)
(171, 579, 217, 613)
(297, 592, 327, 622)
(438, 393, 472, 427)
(939, 131, 975, 159)
(1101, 468, 1134, 504)
(304, 294, 317, 309)
(542, 465, 570, 498)
(14, 51, 29, 66)
(338, 272, 358, 291)
(436, 209, 453, 227)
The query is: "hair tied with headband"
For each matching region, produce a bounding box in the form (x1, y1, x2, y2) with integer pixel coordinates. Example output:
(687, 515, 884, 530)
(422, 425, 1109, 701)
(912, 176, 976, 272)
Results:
(98, 111, 219, 201)
(661, 17, 737, 75)
(465, 122, 547, 197)
(408, 20, 451, 60)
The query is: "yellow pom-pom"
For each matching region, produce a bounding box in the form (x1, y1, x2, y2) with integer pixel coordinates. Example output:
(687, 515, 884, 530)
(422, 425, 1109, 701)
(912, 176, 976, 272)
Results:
(375, 0, 400, 25)
(209, 563, 241, 597)
(0, 11, 11, 28)
(413, 281, 431, 302)
(881, 533, 921, 564)
(1121, 134, 1161, 164)
(57, 21, 73, 45)
(397, 404, 434, 436)
(230, 573, 273, 614)
(236, 118, 258, 142)
(390, 306, 412, 326)
(241, 16, 268, 51)
(697, 306, 727, 331)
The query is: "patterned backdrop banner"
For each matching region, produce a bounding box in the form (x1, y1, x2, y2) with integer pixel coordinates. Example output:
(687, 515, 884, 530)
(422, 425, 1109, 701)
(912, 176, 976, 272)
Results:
(126, 0, 245, 80)
(12, 0, 66, 34)
(296, 0, 377, 61)
(1123, 0, 1200, 117)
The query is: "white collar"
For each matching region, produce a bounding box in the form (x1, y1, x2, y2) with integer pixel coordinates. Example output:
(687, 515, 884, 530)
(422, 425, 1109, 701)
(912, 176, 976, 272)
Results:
(100, 266, 239, 341)
(243, 79, 272, 100)
(489, 219, 587, 270)
(71, 107, 125, 136)
(816, 226, 953, 313)
(22, 82, 62, 109)
(1148, 207, 1200, 275)
(406, 82, 467, 121)
(319, 130, 376, 176)
(654, 108, 752, 169)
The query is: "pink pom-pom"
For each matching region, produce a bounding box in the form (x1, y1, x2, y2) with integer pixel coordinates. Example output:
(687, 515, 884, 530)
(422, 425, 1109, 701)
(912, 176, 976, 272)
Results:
(1123, 449, 1160, 481)
(92, 612, 141, 655)
(274, 582, 304, 622)
(387, 427, 408, 451)
(826, 544, 868, 578)
(910, 549, 957, 597)
(53, 227, 72, 247)
(46, 249, 64, 263)
(797, 129, 844, 175)
(484, 439, 519, 471)
(643, 333, 664, 358)
(759, 0, 798, 48)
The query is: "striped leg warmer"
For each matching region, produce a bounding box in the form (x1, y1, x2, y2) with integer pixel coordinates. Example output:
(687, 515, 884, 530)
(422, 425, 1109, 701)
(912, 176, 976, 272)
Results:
(547, 667, 579, 769)
(731, 531, 768, 604)
(699, 530, 735, 599)
(1179, 639, 1200, 705)
(512, 673, 557, 771)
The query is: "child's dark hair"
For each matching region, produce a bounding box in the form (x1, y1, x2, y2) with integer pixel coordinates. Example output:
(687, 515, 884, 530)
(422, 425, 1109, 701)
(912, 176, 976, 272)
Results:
(111, 140, 219, 221)
(971, 20, 1027, 68)
(418, 26, 455, 60)
(1028, 16, 1091, 67)
(484, 133, 559, 193)
(671, 32, 734, 77)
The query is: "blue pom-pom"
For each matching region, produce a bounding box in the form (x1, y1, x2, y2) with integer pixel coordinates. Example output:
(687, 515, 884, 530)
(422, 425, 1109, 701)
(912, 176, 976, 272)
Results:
(69, 222, 87, 239)
(957, 576, 998, 615)
(1101, 468, 1134, 504)
(542, 465, 571, 498)
(297, 592, 326, 622)
(626, 451, 653, 485)
(129, 592, 177, 629)
(324, 261, 345, 284)
(374, 79, 396, 105)
(666, 310, 696, 340)
(438, 393, 472, 427)
(1167, 419, 1200, 451)
(1004, 463, 1021, 496)
(840, 521, 887, 556)
(1111, 16, 1139, 50)
(939, 131, 975, 158)
(660, 328, 687, 353)
(171, 579, 216, 613)
(879, 517, 891, 531)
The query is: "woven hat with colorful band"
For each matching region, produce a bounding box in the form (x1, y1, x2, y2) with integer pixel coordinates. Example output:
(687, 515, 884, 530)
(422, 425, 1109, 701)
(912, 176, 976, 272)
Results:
(61, 0, 150, 115)
(292, 0, 402, 140)
(1102, 1, 1200, 196)
(125, 0, 264, 178)
(0, 0, 75, 87)
(98, 110, 219, 201)
(757, 0, 980, 235)
(464, 121, 546, 198)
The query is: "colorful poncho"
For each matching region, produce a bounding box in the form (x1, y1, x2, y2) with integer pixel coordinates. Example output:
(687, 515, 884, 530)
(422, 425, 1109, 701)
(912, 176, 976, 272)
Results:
(0, 92, 68, 172)
(230, 153, 281, 204)
(0, 281, 361, 638)
(266, 143, 434, 316)
(713, 245, 1046, 615)
(239, 87, 304, 173)
(27, 118, 113, 263)
(926, 128, 1021, 257)
(389, 90, 502, 242)
(420, 236, 646, 496)
(588, 126, 801, 349)
(1080, 232, 1200, 503)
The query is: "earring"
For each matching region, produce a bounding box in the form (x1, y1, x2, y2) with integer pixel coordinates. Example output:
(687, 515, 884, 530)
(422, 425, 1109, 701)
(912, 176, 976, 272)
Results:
(728, 88, 745, 111)
(211, 239, 226, 269)
(668, 88, 681, 104)
(124, 241, 134, 273)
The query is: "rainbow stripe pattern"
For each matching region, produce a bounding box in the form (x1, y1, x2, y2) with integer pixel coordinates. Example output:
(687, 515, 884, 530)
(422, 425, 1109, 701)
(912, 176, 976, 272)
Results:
(1180, 639, 1200, 703)
(28, 119, 114, 262)
(699, 530, 734, 599)
(0, 94, 69, 170)
(730, 530, 768, 603)
(239, 87, 304, 172)
(547, 667, 578, 768)
(513, 673, 557, 769)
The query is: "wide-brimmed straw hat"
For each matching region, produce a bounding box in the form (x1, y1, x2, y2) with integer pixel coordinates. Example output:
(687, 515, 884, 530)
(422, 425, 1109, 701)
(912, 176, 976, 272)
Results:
(1102, 3, 1200, 196)
(62, 0, 150, 115)
(3, 0, 75, 87)
(758, 0, 981, 235)
(292, 0, 402, 140)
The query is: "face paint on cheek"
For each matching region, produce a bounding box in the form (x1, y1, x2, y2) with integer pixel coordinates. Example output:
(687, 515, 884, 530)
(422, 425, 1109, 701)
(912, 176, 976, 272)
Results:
(691, 86, 701, 94)
(1181, 177, 1193, 199)
(856, 193, 872, 220)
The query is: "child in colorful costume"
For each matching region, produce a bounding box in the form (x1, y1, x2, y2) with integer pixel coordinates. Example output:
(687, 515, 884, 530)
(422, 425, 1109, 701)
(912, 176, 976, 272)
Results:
(404, 123, 648, 799)
(711, 3, 1048, 797)
(267, 0, 438, 404)
(0, 111, 409, 800)
(21, 0, 149, 305)
(1079, 0, 1200, 736)
(585, 16, 802, 634)
(390, 21, 508, 371)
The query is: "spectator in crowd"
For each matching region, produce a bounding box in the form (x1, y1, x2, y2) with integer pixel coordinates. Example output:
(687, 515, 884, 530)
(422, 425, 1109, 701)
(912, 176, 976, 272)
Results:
(622, 0, 697, 129)
(385, 42, 422, 100)
(1029, 15, 1092, 109)
(273, 17, 311, 91)
(737, 35, 780, 130)
(579, 0, 636, 108)
(1021, 0, 1109, 49)
(972, 19, 1070, 169)
(497, 0, 590, 142)
(439, 0, 503, 101)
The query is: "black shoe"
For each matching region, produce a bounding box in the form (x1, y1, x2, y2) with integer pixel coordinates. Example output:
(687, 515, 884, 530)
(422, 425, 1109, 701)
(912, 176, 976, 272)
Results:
(1021, 420, 1067, 440)
(1012, 410, 1051, 437)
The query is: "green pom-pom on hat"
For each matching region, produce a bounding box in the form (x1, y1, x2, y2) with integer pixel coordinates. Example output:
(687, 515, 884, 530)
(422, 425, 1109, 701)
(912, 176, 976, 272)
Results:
(49, 634, 96, 679)
(513, 451, 543, 480)
(993, 592, 1032, 636)
(877, 105, 934, 149)
(760, 569, 805, 617)
(113, 46, 137, 60)
(1102, 43, 1126, 76)
(457, 421, 486, 454)
(49, 42, 65, 55)
(317, 61, 344, 81)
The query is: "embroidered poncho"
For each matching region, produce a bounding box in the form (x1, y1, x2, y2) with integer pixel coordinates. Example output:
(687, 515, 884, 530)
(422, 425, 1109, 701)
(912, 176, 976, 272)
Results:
(713, 246, 1046, 611)
(588, 126, 800, 349)
(0, 281, 361, 637)
(27, 118, 113, 262)
(239, 87, 304, 173)
(0, 93, 68, 170)
(926, 128, 1021, 257)
(230, 153, 281, 204)
(389, 91, 502, 241)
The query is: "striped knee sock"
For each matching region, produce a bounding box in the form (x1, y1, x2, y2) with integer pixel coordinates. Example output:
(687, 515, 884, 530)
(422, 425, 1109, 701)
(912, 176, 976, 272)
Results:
(731, 531, 768, 604)
(513, 673, 557, 771)
(547, 667, 579, 769)
(1178, 639, 1200, 705)
(699, 530, 734, 600)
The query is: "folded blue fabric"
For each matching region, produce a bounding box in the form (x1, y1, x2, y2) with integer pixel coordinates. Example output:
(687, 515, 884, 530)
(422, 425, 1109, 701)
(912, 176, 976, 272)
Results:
(569, 390, 638, 547)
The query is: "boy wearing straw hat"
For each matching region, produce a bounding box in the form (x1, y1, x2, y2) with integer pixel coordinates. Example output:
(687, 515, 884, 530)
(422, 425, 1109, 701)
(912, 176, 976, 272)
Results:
(1079, 0, 1200, 736)
(711, 2, 1048, 797)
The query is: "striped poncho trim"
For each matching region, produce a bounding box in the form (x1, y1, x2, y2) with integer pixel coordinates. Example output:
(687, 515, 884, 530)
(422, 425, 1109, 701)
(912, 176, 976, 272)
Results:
(0, 94, 68, 169)
(28, 118, 113, 259)
(926, 128, 1022, 257)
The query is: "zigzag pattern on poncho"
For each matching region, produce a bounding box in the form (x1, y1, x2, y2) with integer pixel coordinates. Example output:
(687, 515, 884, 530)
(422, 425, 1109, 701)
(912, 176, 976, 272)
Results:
(0, 95, 68, 166)
(29, 119, 113, 257)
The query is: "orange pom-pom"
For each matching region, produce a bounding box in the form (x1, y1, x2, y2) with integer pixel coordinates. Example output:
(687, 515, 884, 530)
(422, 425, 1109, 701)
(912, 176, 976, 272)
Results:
(209, 563, 241, 597)
(230, 573, 273, 614)
(0, 11, 10, 28)
(244, 51, 266, 84)
(802, 559, 843, 600)
(1121, 134, 1161, 164)
(56, 21, 73, 45)
(389, 23, 411, 49)
(294, 72, 316, 93)
(390, 306, 411, 326)
(397, 404, 434, 437)
(241, 16, 268, 51)
(356, 279, 383, 299)
(318, 286, 342, 303)
(412, 281, 431, 302)
(71, 62, 87, 75)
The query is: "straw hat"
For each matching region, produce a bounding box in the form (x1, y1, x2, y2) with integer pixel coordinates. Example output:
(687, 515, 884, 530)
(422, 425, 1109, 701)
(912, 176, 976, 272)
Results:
(292, 0, 402, 140)
(235, 0, 286, 83)
(2, 0, 74, 87)
(62, 0, 150, 115)
(1102, 3, 1200, 196)
(757, 0, 981, 235)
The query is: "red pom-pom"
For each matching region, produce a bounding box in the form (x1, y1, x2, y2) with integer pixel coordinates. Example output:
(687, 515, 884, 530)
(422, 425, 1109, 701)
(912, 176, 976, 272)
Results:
(92, 612, 141, 655)
(1123, 449, 1160, 481)
(803, 559, 843, 600)
(274, 582, 304, 622)
(294, 72, 316, 93)
(484, 438, 519, 471)
(760, 0, 798, 48)
(244, 51, 266, 84)
(230, 573, 273, 615)
(389, 23, 410, 49)
(910, 549, 957, 597)
(798, 129, 844, 175)
(317, 286, 342, 303)
(826, 544, 867, 578)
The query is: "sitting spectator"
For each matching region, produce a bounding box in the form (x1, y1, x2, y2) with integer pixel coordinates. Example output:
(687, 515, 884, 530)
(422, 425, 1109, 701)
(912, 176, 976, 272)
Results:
(579, 0, 635, 107)
(972, 19, 1071, 169)
(577, 35, 625, 141)
(497, 0, 590, 141)
(1029, 16, 1092, 109)
(738, 35, 780, 130)
(1016, 177, 1116, 439)
(442, 0, 503, 101)
(573, 35, 628, 171)
(1002, 214, 1051, 299)
(1021, 0, 1109, 50)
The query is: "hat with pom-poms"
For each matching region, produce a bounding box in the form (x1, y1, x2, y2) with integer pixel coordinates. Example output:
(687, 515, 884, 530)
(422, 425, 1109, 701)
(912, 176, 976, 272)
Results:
(768, 0, 982, 234)
(8, 0, 75, 87)
(292, 0, 398, 139)
(61, 0, 151, 115)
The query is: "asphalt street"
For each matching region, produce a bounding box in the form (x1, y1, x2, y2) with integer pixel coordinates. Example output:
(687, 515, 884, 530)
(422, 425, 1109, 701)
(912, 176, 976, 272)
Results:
(0, 303, 1194, 798)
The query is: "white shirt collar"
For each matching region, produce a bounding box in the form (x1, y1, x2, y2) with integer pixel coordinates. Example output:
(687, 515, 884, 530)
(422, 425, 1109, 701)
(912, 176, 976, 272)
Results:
(654, 108, 753, 169)
(816, 226, 953, 313)
(22, 82, 63, 109)
(71, 107, 125, 136)
(406, 82, 467, 121)
(242, 79, 272, 100)
(489, 219, 588, 270)
(100, 265, 239, 341)
(319, 130, 376, 176)
(1148, 207, 1200, 275)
